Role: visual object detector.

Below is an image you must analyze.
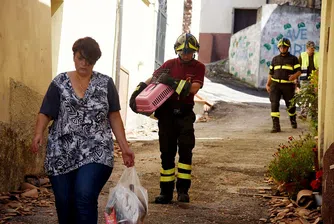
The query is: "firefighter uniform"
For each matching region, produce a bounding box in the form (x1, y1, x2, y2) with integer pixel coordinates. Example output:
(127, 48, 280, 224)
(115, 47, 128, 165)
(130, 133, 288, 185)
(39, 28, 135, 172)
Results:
(129, 33, 205, 204)
(269, 52, 301, 131)
(154, 56, 205, 203)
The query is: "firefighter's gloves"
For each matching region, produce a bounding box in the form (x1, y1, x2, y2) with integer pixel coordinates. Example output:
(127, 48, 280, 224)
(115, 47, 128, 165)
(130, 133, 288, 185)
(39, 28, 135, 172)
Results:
(129, 82, 148, 113)
(157, 73, 191, 97)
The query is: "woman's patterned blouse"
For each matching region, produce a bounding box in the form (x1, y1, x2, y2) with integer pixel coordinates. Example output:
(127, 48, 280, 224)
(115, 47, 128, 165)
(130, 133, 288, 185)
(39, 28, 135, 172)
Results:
(40, 71, 120, 176)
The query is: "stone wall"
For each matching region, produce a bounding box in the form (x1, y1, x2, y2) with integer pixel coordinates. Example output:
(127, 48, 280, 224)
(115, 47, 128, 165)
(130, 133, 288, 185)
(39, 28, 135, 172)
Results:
(0, 80, 46, 191)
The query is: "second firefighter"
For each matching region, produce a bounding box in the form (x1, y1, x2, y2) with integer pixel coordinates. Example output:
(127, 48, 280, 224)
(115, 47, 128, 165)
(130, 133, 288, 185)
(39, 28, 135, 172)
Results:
(265, 38, 301, 133)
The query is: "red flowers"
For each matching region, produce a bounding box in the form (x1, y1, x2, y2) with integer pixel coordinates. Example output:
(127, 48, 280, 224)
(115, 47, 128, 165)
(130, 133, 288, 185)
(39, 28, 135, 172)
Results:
(310, 170, 323, 191)
(316, 170, 323, 179)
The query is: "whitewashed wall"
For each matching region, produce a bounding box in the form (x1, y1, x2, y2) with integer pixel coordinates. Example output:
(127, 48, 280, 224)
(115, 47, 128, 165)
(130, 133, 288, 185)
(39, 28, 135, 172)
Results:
(229, 23, 261, 87)
(200, 0, 266, 33)
(53, 0, 116, 77)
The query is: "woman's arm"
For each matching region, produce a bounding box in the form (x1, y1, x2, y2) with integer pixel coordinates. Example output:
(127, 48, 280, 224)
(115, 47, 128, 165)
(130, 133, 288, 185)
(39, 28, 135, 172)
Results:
(31, 113, 51, 153)
(109, 111, 135, 167)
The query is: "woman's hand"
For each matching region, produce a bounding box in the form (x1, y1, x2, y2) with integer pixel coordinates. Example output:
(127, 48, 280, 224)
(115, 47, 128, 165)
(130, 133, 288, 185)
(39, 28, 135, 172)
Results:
(31, 133, 43, 153)
(121, 148, 135, 167)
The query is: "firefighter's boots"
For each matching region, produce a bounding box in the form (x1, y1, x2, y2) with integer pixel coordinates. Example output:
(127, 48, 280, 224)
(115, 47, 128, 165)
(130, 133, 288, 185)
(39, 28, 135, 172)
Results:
(290, 115, 297, 129)
(271, 117, 281, 133)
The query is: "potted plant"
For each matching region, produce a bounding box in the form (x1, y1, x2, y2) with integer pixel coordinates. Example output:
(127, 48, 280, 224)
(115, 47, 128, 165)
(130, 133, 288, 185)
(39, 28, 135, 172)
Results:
(268, 134, 316, 197)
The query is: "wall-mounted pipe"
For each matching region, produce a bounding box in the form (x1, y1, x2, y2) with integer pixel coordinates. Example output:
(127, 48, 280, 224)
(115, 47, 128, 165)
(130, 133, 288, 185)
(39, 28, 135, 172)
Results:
(113, 0, 124, 91)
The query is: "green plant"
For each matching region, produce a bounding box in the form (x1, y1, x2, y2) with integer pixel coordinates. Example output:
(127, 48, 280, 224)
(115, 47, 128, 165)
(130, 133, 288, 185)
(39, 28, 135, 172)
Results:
(268, 134, 316, 184)
(290, 71, 318, 132)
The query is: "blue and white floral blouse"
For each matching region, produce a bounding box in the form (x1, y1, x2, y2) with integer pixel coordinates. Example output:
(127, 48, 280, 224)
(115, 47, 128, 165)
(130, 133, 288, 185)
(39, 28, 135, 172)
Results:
(39, 71, 120, 176)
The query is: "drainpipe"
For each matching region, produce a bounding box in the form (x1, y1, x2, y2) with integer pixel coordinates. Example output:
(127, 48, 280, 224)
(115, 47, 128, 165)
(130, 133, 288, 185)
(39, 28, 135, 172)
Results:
(113, 0, 124, 91)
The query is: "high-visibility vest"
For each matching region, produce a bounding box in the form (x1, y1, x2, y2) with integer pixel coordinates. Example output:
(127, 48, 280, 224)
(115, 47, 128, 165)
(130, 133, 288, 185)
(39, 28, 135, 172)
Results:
(300, 51, 319, 78)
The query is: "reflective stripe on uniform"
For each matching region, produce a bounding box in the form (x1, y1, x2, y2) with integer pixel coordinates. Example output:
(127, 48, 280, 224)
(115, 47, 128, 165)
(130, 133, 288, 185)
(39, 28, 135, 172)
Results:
(178, 163, 192, 170)
(282, 65, 293, 70)
(271, 78, 294, 83)
(269, 65, 273, 69)
(160, 176, 176, 182)
(288, 111, 297, 116)
(294, 64, 301, 69)
(274, 65, 293, 71)
(271, 112, 280, 118)
(177, 173, 191, 180)
(160, 168, 175, 175)
(175, 80, 186, 94)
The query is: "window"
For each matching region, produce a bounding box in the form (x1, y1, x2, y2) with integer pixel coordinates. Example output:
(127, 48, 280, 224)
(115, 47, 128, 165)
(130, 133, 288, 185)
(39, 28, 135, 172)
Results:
(233, 9, 257, 34)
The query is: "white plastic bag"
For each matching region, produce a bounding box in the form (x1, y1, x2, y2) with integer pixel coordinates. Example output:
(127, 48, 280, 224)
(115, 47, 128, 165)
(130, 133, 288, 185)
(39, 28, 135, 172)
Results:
(105, 167, 148, 224)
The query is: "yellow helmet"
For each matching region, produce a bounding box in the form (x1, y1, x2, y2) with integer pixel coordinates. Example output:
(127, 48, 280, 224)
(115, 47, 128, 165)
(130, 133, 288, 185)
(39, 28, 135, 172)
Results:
(174, 33, 200, 54)
(277, 38, 291, 48)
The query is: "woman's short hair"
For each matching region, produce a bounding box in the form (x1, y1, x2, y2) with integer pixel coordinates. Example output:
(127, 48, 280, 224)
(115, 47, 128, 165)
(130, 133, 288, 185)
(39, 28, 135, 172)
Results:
(72, 37, 102, 65)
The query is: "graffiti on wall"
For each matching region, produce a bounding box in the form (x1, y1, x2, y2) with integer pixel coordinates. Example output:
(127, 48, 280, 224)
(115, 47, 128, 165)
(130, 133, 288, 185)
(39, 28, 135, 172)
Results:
(259, 8, 321, 87)
(229, 23, 261, 87)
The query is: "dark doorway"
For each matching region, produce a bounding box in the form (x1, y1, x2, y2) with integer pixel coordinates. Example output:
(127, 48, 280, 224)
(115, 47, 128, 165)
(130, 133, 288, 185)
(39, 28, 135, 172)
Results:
(233, 9, 257, 34)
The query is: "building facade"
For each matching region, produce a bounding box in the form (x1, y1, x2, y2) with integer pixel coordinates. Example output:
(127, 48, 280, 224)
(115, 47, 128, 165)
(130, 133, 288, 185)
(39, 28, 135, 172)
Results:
(0, 0, 198, 191)
(198, 0, 267, 63)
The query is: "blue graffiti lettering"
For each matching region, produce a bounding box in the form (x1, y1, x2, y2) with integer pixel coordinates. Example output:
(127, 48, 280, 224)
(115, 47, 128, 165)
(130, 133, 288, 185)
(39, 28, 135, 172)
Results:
(285, 28, 307, 41)
(294, 44, 303, 56)
(300, 29, 307, 40)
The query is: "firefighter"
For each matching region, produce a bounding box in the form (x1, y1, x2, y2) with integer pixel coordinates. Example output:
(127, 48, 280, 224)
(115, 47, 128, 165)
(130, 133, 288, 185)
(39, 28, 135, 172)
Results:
(265, 38, 301, 133)
(129, 33, 205, 203)
(298, 40, 319, 119)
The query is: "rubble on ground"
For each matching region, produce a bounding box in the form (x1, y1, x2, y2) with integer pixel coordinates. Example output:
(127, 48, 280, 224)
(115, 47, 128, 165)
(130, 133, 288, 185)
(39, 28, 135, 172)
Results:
(256, 179, 322, 224)
(0, 177, 53, 224)
(0, 143, 123, 223)
(262, 196, 322, 224)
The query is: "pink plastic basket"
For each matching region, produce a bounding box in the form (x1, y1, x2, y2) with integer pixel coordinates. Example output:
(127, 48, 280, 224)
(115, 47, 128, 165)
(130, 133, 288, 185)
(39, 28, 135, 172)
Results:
(135, 83, 174, 114)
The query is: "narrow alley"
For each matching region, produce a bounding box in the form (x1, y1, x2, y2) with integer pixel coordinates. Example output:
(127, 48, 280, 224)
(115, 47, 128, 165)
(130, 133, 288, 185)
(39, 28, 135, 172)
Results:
(9, 98, 309, 224)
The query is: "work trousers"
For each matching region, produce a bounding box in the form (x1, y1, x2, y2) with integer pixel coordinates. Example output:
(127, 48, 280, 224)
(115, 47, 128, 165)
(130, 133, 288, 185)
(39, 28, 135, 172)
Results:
(155, 108, 196, 195)
(270, 82, 296, 118)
